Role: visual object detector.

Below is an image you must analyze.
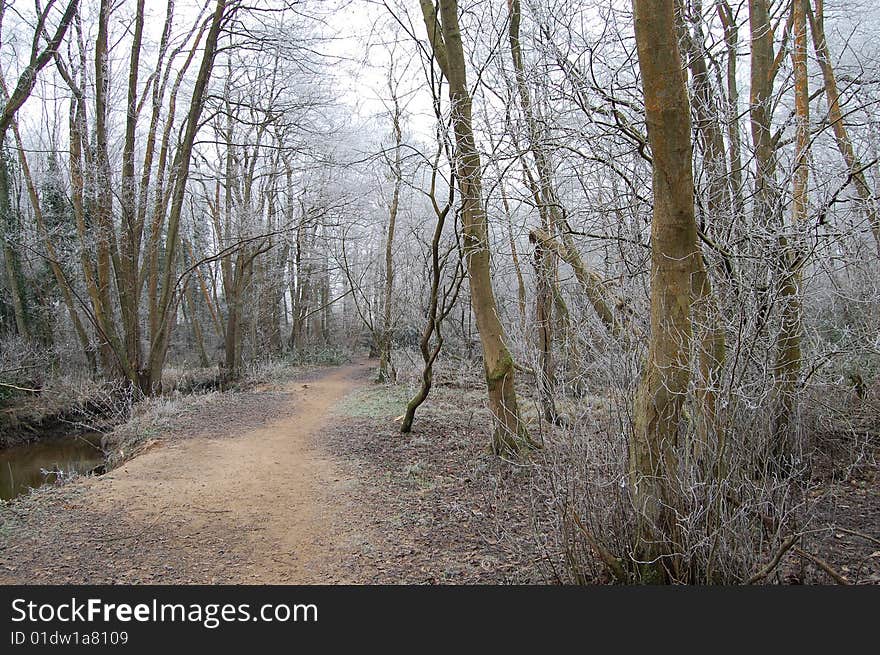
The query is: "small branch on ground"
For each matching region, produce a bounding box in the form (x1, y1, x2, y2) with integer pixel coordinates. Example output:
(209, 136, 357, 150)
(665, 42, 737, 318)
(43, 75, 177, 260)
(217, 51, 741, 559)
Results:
(794, 547, 850, 584)
(832, 526, 880, 548)
(747, 534, 801, 584)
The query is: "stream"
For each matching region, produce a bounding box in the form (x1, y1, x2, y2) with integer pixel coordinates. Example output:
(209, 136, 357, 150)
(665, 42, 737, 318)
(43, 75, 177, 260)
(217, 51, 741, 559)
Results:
(0, 432, 106, 501)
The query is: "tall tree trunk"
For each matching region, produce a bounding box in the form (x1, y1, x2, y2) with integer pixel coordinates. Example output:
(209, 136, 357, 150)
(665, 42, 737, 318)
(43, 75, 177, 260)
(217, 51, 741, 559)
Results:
(320, 233, 331, 343)
(503, 183, 527, 329)
(289, 218, 311, 351)
(749, 0, 780, 230)
(716, 0, 746, 225)
(676, 0, 729, 229)
(772, 0, 809, 457)
(507, 0, 563, 422)
(269, 240, 289, 355)
(533, 239, 558, 423)
(94, 0, 131, 382)
(420, 0, 532, 456)
(508, 8, 551, 330)
(631, 0, 702, 580)
(223, 270, 243, 382)
(116, 0, 147, 392)
(674, 1, 728, 459)
(68, 75, 121, 376)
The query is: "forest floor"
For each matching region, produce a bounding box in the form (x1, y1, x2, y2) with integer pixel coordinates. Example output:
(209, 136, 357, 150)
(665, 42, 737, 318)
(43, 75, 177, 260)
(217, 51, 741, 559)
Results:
(0, 358, 877, 584)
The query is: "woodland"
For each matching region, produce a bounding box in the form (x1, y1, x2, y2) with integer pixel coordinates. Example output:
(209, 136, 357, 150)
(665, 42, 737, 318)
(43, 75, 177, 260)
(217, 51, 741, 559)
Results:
(0, 0, 878, 584)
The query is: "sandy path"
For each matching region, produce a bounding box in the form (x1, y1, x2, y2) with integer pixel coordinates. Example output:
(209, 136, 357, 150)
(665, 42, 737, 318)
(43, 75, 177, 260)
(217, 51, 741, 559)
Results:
(70, 361, 372, 584)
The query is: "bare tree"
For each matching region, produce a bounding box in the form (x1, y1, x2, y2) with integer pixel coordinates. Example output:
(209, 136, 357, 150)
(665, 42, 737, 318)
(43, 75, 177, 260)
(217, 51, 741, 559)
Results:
(419, 0, 533, 456)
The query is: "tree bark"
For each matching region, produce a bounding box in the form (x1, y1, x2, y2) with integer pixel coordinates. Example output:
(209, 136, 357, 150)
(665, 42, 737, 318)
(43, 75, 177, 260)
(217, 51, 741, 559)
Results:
(94, 0, 131, 382)
(716, 0, 746, 224)
(748, 0, 780, 230)
(673, 2, 728, 459)
(116, 0, 147, 391)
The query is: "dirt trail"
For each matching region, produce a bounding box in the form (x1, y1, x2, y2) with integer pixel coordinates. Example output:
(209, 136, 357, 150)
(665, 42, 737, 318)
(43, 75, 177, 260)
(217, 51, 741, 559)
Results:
(105, 361, 373, 583)
(1, 361, 376, 584)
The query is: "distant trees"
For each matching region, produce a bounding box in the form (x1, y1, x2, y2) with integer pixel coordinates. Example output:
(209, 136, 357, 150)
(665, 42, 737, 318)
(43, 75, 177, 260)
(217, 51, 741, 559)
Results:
(772, 0, 811, 455)
(807, 0, 880, 255)
(0, 0, 349, 391)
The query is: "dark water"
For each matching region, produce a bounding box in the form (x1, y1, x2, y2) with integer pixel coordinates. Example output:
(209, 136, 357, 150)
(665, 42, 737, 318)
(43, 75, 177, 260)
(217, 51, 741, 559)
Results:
(0, 432, 105, 501)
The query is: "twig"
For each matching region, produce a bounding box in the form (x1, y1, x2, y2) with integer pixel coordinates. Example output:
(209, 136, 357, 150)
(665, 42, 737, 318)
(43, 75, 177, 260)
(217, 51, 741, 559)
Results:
(0, 381, 41, 393)
(747, 534, 801, 584)
(833, 526, 880, 548)
(794, 547, 850, 584)
(568, 506, 628, 583)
